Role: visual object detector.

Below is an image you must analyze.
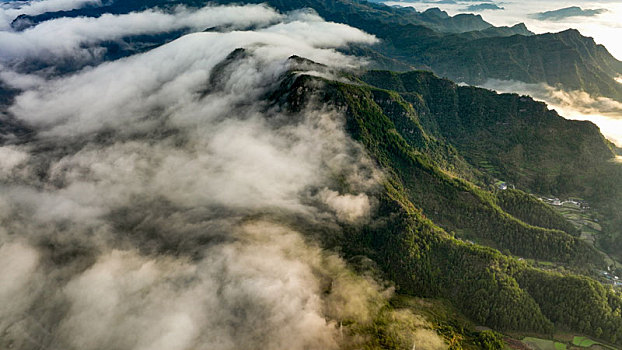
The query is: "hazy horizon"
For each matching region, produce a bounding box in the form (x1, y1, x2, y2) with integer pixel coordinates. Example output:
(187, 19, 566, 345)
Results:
(384, 0, 622, 60)
(386, 0, 622, 148)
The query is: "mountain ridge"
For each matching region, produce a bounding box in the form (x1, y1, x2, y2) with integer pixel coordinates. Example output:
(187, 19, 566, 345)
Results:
(3, 2, 622, 348)
(9, 0, 621, 102)
(269, 58, 622, 343)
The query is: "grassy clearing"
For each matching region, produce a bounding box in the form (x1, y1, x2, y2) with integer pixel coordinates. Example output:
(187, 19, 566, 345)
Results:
(554, 342, 567, 350)
(573, 336, 596, 346)
(523, 337, 567, 350)
(523, 259, 558, 270)
(572, 336, 618, 350)
(518, 334, 620, 350)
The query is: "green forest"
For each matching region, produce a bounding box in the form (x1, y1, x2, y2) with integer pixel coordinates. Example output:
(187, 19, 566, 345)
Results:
(272, 64, 622, 348)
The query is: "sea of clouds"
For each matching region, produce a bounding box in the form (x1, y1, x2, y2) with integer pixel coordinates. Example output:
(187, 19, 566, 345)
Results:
(0, 2, 448, 349)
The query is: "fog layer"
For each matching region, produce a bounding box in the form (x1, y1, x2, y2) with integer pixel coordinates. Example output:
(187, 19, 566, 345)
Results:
(0, 6, 444, 350)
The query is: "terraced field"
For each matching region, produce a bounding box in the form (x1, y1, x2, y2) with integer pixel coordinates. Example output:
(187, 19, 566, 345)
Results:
(572, 336, 618, 349)
(523, 337, 567, 350)
(519, 335, 619, 350)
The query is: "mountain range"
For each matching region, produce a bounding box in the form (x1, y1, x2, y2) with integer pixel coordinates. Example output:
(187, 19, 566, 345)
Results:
(2, 1, 622, 349)
(274, 52, 622, 346)
(12, 0, 622, 102)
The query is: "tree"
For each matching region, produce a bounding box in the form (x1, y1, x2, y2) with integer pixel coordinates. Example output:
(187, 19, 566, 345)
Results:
(476, 330, 504, 350)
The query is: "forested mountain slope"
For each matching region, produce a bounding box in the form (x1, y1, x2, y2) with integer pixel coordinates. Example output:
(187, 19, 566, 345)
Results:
(359, 70, 622, 262)
(360, 70, 616, 193)
(266, 55, 622, 345)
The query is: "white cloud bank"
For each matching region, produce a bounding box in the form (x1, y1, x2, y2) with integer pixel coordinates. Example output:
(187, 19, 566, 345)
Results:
(0, 6, 448, 350)
(0, 0, 102, 30)
(6, 14, 377, 135)
(0, 4, 283, 62)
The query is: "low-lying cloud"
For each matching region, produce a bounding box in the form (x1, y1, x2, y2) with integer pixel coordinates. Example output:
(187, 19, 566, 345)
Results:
(0, 0, 102, 30)
(531, 6, 607, 21)
(55, 225, 340, 350)
(0, 4, 283, 63)
(4, 12, 376, 133)
(0, 5, 447, 350)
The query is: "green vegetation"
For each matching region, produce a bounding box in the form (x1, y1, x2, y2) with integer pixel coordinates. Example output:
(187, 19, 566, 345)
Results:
(476, 330, 505, 350)
(316, 1, 622, 102)
(570, 335, 618, 349)
(360, 69, 622, 264)
(573, 336, 599, 347)
(350, 72, 603, 267)
(495, 189, 579, 236)
(275, 66, 622, 346)
(359, 70, 616, 194)
(522, 337, 566, 350)
(353, 295, 509, 350)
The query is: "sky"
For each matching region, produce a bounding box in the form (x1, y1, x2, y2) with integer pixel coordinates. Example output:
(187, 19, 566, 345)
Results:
(385, 0, 622, 147)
